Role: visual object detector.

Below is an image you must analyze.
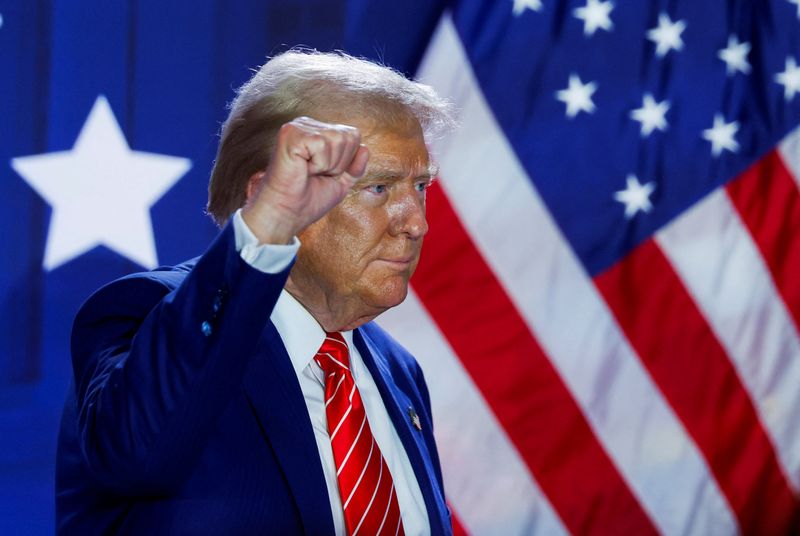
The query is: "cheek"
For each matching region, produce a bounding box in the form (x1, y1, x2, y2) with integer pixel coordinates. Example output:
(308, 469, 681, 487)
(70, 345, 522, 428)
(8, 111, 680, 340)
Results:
(294, 221, 343, 285)
(330, 207, 387, 254)
(290, 203, 406, 311)
(297, 211, 381, 279)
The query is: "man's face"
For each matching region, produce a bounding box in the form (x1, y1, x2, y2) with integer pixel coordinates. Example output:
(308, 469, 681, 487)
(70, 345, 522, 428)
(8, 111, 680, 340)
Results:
(287, 117, 431, 327)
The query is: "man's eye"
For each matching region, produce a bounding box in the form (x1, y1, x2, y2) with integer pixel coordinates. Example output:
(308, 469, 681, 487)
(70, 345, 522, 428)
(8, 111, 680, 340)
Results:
(415, 181, 432, 192)
(367, 184, 387, 194)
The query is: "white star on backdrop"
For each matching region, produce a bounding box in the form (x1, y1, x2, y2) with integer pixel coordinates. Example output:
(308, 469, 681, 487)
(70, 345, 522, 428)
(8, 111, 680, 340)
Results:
(788, 0, 800, 18)
(630, 94, 670, 137)
(775, 56, 800, 100)
(614, 175, 655, 219)
(718, 36, 751, 76)
(702, 114, 740, 157)
(573, 0, 614, 36)
(513, 0, 543, 16)
(11, 96, 192, 270)
(556, 74, 597, 118)
(647, 13, 686, 58)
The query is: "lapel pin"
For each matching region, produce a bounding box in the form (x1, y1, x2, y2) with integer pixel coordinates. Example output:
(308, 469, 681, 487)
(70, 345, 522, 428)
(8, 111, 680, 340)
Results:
(407, 407, 422, 431)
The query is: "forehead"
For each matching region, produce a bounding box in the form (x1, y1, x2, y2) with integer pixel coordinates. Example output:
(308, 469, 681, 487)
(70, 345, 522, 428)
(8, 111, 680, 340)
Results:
(311, 107, 431, 177)
(362, 125, 430, 178)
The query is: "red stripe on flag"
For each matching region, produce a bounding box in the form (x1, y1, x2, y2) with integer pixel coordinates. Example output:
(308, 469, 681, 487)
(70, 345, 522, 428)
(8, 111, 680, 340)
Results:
(412, 183, 658, 535)
(594, 239, 800, 534)
(450, 509, 468, 536)
(726, 151, 800, 334)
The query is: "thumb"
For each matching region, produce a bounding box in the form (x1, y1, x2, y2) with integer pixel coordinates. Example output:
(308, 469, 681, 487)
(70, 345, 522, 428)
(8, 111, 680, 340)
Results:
(346, 145, 370, 178)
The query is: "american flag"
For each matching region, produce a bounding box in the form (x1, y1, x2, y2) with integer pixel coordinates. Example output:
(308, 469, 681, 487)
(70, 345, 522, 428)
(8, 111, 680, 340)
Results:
(381, 2, 800, 534)
(2, 1, 799, 534)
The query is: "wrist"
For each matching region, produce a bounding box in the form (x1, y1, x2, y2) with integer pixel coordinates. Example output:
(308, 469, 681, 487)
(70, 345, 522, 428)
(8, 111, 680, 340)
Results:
(240, 204, 297, 246)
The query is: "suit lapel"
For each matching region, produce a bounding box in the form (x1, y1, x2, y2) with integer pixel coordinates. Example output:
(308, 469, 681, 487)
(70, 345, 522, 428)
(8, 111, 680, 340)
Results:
(354, 329, 449, 536)
(242, 322, 334, 536)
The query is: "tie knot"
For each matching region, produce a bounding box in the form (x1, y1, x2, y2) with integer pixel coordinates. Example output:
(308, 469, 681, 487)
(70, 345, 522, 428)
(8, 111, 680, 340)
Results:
(314, 332, 351, 375)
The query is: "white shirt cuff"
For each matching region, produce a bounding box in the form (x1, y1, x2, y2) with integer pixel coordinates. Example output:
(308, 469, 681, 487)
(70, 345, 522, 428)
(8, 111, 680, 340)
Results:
(232, 208, 300, 274)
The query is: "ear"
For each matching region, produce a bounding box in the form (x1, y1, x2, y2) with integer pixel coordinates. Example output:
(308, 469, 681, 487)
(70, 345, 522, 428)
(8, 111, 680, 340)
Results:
(245, 171, 266, 204)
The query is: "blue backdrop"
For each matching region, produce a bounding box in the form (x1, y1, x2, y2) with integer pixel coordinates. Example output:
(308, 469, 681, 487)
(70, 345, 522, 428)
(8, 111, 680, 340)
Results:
(0, 2, 447, 532)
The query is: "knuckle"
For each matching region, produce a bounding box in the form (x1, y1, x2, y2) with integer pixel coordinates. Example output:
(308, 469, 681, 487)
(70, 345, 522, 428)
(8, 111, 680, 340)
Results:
(308, 132, 328, 147)
(339, 124, 361, 139)
(292, 115, 315, 126)
(321, 130, 349, 151)
(277, 121, 301, 141)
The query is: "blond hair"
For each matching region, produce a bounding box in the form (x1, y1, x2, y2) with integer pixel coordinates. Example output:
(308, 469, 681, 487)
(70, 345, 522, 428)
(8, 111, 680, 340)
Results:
(206, 49, 454, 226)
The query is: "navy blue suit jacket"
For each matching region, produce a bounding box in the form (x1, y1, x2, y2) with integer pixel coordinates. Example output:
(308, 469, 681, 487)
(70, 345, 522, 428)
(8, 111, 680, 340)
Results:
(56, 222, 451, 535)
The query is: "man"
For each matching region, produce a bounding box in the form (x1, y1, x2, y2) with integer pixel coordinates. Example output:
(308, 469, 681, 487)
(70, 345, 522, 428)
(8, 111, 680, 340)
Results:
(55, 50, 454, 535)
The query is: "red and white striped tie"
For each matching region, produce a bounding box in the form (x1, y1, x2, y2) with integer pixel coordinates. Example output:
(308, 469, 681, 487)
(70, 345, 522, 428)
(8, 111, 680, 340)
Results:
(315, 332, 405, 536)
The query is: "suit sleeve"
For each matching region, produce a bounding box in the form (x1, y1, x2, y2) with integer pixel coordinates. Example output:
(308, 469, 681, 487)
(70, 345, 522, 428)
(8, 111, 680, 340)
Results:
(70, 222, 291, 495)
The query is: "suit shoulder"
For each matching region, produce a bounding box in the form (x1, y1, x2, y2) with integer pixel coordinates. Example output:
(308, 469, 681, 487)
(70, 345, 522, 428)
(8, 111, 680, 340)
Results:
(76, 262, 195, 323)
(70, 262, 196, 363)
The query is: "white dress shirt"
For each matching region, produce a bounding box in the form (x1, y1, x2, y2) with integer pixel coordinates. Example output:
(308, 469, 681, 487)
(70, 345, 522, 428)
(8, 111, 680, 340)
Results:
(232, 209, 429, 535)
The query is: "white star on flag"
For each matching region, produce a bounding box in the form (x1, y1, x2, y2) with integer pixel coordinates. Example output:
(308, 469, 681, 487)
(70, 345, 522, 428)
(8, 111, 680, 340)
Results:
(614, 174, 655, 219)
(702, 113, 740, 157)
(775, 56, 800, 100)
(512, 0, 543, 16)
(647, 13, 687, 58)
(556, 74, 597, 118)
(10, 95, 191, 270)
(573, 0, 614, 36)
(718, 36, 751, 75)
(630, 94, 670, 137)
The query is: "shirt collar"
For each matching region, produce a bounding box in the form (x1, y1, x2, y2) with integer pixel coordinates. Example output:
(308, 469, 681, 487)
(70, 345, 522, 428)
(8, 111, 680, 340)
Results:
(270, 289, 354, 376)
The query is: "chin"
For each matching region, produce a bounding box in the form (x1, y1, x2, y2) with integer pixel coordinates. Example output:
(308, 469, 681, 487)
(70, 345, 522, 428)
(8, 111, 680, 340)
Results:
(364, 279, 410, 312)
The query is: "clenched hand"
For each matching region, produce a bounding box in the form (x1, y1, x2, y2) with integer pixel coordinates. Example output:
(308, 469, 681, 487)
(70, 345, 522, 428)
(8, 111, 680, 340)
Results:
(241, 116, 370, 245)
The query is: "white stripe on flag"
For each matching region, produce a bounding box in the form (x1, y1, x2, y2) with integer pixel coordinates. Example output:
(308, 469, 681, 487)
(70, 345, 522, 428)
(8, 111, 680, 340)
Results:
(657, 188, 800, 492)
(415, 14, 737, 535)
(379, 290, 568, 536)
(779, 124, 800, 191)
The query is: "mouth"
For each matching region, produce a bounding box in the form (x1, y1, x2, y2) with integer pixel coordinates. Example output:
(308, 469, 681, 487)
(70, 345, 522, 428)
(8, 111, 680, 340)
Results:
(375, 257, 415, 269)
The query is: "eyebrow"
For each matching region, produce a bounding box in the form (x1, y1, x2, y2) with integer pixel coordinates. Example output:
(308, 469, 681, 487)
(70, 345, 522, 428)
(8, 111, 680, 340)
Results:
(360, 163, 440, 184)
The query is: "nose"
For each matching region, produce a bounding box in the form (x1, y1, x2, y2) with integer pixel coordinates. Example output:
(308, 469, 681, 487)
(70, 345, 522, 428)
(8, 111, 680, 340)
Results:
(388, 184, 429, 239)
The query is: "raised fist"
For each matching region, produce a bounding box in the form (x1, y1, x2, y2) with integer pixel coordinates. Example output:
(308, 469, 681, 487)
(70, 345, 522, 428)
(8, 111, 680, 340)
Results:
(241, 116, 370, 245)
